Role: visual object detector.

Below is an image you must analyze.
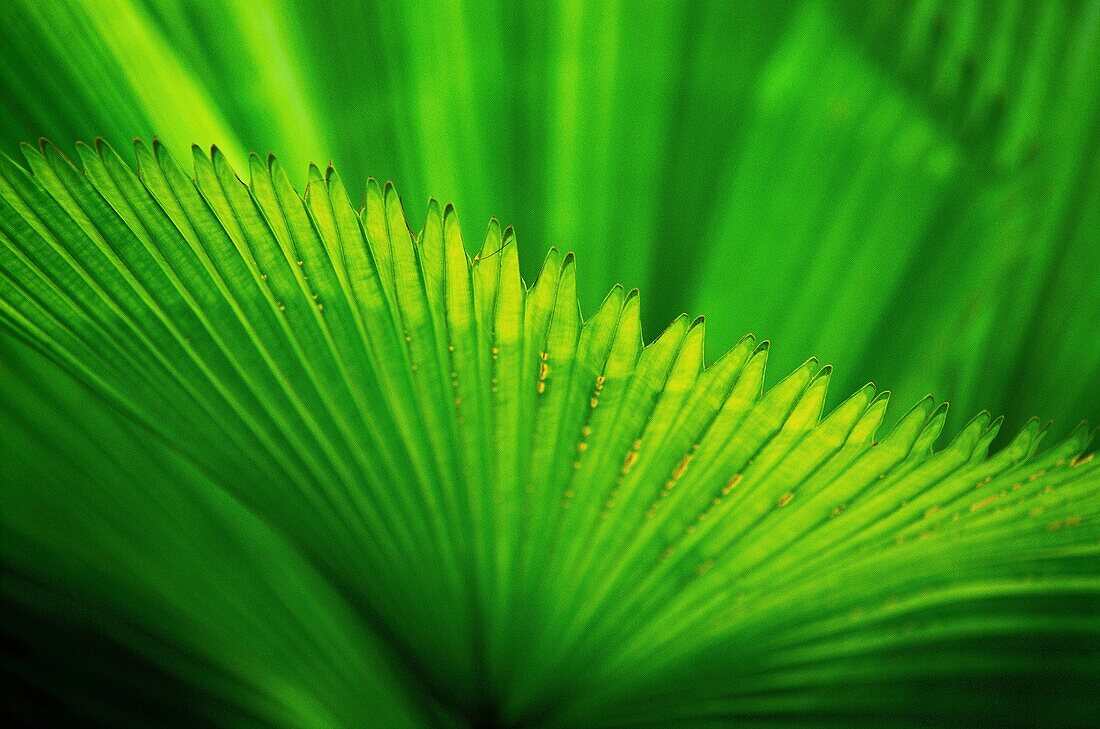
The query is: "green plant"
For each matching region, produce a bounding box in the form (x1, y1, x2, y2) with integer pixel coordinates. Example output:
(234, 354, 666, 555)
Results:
(1, 141, 1096, 727)
(2, 1, 1098, 726)
(1, 0, 1097, 434)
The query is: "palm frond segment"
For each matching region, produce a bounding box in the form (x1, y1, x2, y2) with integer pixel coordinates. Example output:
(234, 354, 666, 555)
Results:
(1, 141, 1097, 727)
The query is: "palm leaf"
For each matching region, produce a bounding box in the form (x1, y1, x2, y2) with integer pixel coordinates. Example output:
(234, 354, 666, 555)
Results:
(2, 141, 1096, 727)
(0, 0, 1096, 438)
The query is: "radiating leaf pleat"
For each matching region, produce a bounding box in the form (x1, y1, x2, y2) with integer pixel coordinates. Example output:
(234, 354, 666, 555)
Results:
(1, 144, 1096, 727)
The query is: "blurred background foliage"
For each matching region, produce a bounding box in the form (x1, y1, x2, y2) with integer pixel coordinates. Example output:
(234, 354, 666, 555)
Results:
(0, 0, 1096, 439)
